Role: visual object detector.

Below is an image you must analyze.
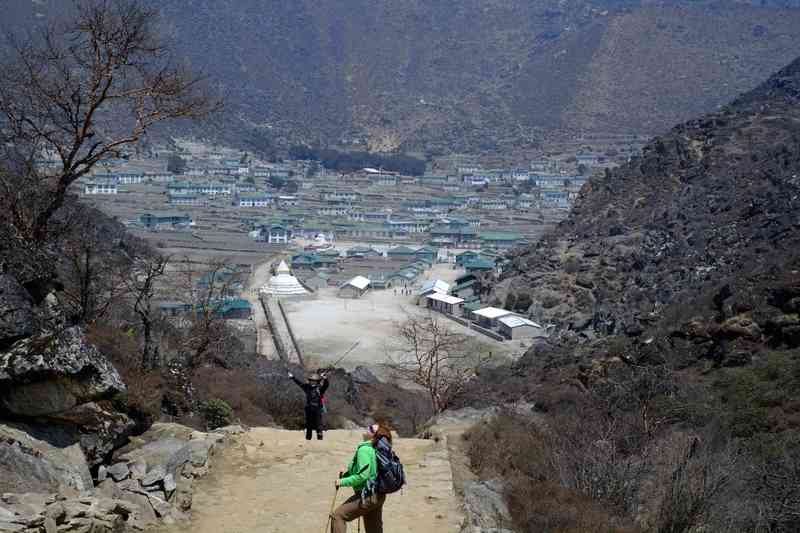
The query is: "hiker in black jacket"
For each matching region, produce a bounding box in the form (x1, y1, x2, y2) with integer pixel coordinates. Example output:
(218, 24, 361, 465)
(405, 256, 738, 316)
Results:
(288, 371, 329, 440)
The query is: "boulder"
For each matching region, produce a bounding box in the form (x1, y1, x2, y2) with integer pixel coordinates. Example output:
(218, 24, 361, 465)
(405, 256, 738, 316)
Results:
(171, 475, 193, 511)
(117, 438, 190, 483)
(461, 479, 513, 532)
(185, 440, 214, 467)
(351, 366, 379, 385)
(140, 465, 167, 487)
(129, 460, 146, 480)
(50, 402, 135, 467)
(0, 327, 125, 417)
(0, 424, 92, 494)
(162, 474, 176, 494)
(719, 315, 762, 340)
(94, 480, 122, 500)
(213, 425, 246, 436)
(105, 463, 129, 482)
(0, 275, 34, 349)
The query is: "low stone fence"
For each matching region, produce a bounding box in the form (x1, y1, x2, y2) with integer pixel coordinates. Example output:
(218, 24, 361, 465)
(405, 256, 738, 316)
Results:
(277, 300, 305, 368)
(469, 323, 506, 342)
(260, 296, 289, 362)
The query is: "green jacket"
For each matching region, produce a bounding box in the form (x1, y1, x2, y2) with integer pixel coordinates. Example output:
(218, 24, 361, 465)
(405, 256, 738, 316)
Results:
(340, 441, 377, 491)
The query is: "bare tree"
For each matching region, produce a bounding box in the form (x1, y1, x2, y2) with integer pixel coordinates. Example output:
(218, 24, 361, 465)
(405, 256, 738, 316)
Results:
(123, 250, 168, 371)
(387, 314, 489, 414)
(175, 257, 244, 368)
(0, 0, 219, 242)
(58, 204, 130, 323)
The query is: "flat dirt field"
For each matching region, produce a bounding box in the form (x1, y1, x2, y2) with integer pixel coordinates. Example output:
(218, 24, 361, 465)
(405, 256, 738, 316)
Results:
(282, 264, 518, 373)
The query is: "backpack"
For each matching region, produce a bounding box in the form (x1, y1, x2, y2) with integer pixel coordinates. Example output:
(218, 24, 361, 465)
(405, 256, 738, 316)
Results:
(308, 385, 322, 409)
(374, 437, 405, 494)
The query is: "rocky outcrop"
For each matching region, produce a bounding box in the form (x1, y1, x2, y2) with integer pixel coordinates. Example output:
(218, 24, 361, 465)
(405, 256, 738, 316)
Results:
(0, 492, 140, 533)
(0, 423, 243, 532)
(498, 56, 800, 370)
(0, 274, 34, 349)
(0, 424, 92, 494)
(461, 479, 514, 533)
(0, 327, 132, 466)
(0, 327, 125, 417)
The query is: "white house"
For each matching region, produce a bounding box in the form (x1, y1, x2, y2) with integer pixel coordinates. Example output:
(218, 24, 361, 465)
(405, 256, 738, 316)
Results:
(425, 293, 464, 316)
(267, 224, 290, 244)
(239, 194, 273, 208)
(198, 182, 232, 195)
(116, 172, 145, 185)
(385, 220, 428, 233)
(338, 276, 371, 299)
(277, 195, 299, 207)
(471, 307, 515, 329)
(169, 194, 201, 206)
(84, 178, 118, 195)
(417, 279, 450, 300)
(498, 315, 547, 340)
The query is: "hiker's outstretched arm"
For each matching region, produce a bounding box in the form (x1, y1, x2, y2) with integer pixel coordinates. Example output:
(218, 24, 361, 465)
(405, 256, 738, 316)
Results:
(291, 376, 307, 390)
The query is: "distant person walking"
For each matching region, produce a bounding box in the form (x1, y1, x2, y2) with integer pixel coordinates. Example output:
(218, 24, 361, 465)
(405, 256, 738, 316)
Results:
(331, 424, 393, 533)
(288, 371, 329, 440)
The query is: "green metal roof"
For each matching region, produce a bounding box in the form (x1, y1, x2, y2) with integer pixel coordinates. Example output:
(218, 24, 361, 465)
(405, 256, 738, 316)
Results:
(387, 245, 416, 255)
(479, 232, 523, 241)
(463, 301, 483, 311)
(464, 258, 495, 270)
(453, 279, 477, 291)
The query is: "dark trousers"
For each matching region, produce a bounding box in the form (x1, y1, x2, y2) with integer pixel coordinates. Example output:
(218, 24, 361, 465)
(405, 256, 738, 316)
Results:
(305, 406, 323, 440)
(331, 493, 386, 533)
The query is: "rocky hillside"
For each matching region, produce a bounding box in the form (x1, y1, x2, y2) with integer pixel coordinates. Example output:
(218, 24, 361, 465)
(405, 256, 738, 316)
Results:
(461, 58, 800, 533)
(3, 1, 800, 154)
(501, 55, 800, 368)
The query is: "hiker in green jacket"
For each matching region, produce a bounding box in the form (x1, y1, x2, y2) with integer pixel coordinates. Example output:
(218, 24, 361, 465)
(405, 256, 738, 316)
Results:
(331, 423, 392, 533)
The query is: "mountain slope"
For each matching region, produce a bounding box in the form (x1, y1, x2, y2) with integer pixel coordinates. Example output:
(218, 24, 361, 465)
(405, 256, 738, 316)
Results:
(464, 57, 800, 532)
(501, 55, 800, 366)
(4, 0, 800, 153)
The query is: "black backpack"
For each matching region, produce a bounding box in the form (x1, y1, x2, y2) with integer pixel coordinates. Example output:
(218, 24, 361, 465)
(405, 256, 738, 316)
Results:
(374, 437, 405, 494)
(308, 385, 322, 408)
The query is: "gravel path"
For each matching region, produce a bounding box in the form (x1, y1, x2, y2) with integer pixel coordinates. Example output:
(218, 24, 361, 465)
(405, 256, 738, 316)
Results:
(158, 428, 463, 533)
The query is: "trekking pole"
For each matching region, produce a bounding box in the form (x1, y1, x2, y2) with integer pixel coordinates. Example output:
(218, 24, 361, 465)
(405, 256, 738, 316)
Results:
(328, 340, 361, 369)
(324, 486, 339, 533)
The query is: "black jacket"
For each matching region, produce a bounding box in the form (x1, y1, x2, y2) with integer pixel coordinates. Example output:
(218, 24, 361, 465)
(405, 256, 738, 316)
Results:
(291, 376, 329, 408)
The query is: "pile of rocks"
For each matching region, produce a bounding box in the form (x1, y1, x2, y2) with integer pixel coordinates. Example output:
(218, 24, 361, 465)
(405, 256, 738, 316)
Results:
(0, 423, 244, 532)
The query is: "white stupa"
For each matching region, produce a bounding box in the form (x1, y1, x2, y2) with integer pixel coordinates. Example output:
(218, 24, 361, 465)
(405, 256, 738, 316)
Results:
(260, 260, 308, 297)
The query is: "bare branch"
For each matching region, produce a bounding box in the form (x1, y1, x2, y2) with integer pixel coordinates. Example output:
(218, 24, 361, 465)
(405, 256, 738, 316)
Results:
(0, 0, 221, 242)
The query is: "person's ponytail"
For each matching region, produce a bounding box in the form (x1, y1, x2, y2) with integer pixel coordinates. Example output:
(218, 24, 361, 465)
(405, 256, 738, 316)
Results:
(371, 423, 392, 447)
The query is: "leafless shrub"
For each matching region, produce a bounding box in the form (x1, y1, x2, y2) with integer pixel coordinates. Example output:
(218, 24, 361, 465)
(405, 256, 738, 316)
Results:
(386, 313, 489, 413)
(744, 437, 800, 532)
(465, 412, 641, 533)
(652, 435, 737, 533)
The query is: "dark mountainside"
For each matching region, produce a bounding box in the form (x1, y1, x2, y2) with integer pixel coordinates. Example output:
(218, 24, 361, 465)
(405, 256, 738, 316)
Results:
(463, 58, 800, 531)
(4, 0, 800, 154)
(500, 55, 800, 358)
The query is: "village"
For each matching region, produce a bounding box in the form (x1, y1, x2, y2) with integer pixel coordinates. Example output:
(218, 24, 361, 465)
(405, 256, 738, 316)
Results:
(73, 138, 632, 371)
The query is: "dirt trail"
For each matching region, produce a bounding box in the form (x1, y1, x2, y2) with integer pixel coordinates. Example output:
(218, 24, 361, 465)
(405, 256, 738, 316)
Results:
(158, 428, 463, 533)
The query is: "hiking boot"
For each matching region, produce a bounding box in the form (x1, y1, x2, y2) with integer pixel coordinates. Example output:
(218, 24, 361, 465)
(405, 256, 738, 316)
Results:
(317, 433, 324, 440)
